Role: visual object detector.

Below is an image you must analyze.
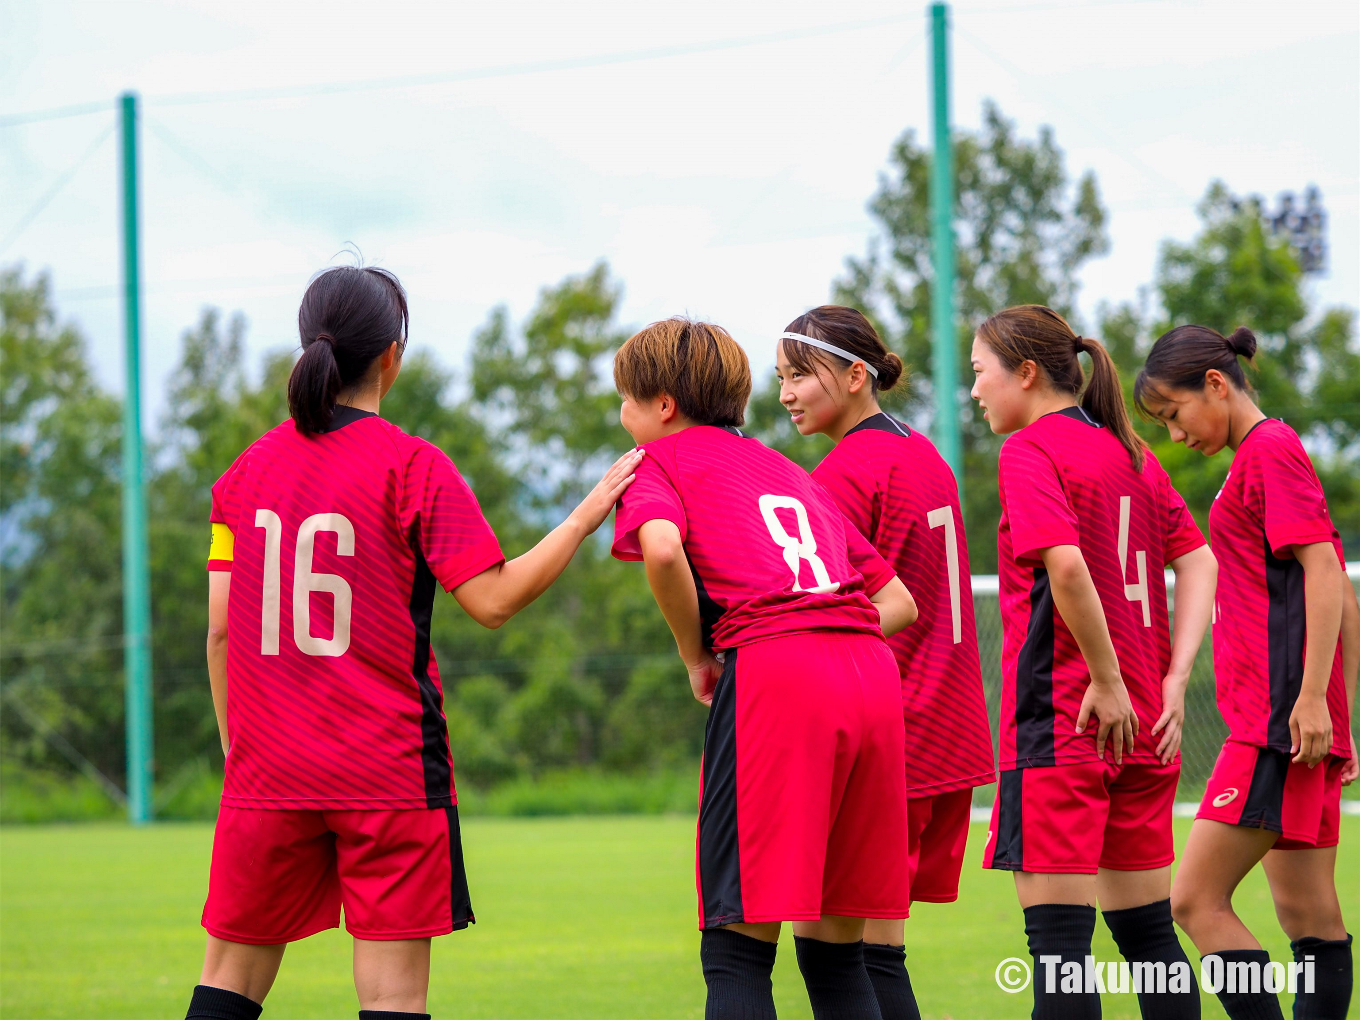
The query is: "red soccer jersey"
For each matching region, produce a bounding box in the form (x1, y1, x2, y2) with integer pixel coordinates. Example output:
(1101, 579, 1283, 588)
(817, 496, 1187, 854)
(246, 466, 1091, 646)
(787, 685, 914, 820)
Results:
(206, 406, 505, 809)
(1208, 419, 1351, 758)
(611, 425, 896, 651)
(995, 407, 1206, 770)
(813, 413, 995, 796)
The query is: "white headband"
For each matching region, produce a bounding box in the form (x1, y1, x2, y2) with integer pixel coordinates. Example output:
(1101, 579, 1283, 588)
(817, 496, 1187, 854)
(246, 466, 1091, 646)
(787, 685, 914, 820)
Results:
(778, 332, 879, 379)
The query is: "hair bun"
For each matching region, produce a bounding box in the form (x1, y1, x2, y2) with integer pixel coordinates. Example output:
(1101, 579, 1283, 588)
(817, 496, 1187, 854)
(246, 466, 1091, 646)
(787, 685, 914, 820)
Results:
(877, 351, 904, 391)
(1225, 326, 1257, 359)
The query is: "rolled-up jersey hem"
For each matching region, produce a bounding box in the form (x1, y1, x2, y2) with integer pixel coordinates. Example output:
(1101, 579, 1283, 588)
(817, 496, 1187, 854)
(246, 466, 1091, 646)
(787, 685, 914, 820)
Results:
(905, 770, 997, 797)
(999, 750, 1178, 770)
(1222, 735, 1353, 760)
(220, 794, 457, 810)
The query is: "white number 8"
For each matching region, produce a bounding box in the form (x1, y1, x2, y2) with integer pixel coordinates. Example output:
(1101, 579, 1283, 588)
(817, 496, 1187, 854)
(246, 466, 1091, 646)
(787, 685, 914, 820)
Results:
(758, 495, 839, 594)
(1117, 496, 1152, 627)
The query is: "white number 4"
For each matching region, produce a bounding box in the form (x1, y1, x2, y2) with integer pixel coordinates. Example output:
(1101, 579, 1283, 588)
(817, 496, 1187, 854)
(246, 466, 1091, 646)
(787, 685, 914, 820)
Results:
(1117, 496, 1152, 627)
(927, 506, 962, 644)
(255, 510, 356, 657)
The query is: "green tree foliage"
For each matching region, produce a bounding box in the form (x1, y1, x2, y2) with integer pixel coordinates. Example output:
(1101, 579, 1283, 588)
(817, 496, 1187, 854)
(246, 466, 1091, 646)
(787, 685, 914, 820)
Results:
(1, 263, 698, 804)
(746, 102, 1109, 567)
(1100, 182, 1360, 549)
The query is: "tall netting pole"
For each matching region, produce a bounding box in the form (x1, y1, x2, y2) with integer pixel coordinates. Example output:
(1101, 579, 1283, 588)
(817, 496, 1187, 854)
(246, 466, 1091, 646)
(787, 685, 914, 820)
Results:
(119, 91, 154, 823)
(929, 3, 961, 486)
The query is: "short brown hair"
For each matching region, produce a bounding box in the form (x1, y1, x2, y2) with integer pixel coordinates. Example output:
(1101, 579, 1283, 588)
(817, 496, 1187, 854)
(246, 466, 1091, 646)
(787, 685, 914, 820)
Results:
(613, 317, 751, 427)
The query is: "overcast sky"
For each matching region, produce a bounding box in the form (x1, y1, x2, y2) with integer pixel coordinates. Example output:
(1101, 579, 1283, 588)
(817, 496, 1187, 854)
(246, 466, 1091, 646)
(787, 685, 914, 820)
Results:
(3, 0, 1357, 422)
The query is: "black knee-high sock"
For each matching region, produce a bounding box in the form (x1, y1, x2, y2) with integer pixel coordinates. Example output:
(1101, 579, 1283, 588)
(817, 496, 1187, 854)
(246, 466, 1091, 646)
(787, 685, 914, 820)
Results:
(185, 985, 263, 1020)
(862, 944, 922, 1020)
(1024, 903, 1101, 1020)
(1290, 933, 1352, 1020)
(701, 928, 778, 1020)
(357, 1012, 431, 1020)
(1202, 949, 1284, 1020)
(1102, 899, 1199, 1020)
(793, 937, 882, 1020)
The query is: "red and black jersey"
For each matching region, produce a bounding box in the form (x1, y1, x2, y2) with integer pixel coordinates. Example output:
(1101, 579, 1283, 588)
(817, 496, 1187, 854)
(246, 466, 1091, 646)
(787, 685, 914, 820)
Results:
(1208, 419, 1351, 758)
(996, 407, 1206, 769)
(611, 425, 896, 651)
(207, 406, 505, 809)
(813, 413, 995, 796)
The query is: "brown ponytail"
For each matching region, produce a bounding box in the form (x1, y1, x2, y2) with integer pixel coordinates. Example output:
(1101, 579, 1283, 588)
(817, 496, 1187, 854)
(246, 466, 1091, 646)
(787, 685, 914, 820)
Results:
(977, 305, 1147, 471)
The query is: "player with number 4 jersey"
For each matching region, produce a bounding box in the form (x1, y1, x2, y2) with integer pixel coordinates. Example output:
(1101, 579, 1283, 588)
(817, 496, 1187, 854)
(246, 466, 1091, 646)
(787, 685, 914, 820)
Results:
(611, 317, 919, 1020)
(185, 266, 642, 1020)
(971, 306, 1216, 1020)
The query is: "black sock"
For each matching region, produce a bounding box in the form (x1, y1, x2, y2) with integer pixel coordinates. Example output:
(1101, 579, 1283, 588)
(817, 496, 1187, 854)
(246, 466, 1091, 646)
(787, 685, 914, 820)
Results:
(793, 937, 882, 1020)
(1290, 933, 1352, 1020)
(1102, 899, 1199, 1019)
(862, 944, 921, 1020)
(1024, 903, 1101, 1020)
(357, 1013, 431, 1020)
(701, 928, 778, 1020)
(1202, 949, 1284, 1020)
(186, 985, 263, 1020)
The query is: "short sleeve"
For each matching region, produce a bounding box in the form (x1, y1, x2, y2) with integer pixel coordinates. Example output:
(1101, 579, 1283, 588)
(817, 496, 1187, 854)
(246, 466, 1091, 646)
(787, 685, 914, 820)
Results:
(207, 450, 247, 572)
(611, 443, 685, 561)
(998, 435, 1079, 564)
(1241, 429, 1340, 557)
(1155, 462, 1207, 563)
(812, 448, 878, 540)
(844, 521, 896, 596)
(400, 442, 505, 592)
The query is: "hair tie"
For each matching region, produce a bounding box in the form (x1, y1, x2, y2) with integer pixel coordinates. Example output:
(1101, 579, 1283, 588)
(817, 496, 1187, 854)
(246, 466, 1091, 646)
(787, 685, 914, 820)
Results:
(1072, 335, 1085, 354)
(315, 333, 335, 346)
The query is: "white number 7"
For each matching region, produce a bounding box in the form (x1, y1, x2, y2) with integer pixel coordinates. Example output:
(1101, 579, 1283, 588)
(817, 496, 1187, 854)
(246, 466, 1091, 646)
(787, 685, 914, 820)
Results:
(927, 506, 962, 644)
(1117, 496, 1152, 627)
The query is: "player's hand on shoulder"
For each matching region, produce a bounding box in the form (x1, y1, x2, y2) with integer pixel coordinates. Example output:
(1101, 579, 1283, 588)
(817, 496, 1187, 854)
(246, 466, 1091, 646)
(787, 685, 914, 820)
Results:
(570, 448, 645, 534)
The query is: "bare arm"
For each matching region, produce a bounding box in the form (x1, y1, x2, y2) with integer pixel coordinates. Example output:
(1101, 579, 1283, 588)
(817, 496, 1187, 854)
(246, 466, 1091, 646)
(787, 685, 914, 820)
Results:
(1340, 571, 1359, 784)
(207, 571, 230, 756)
(870, 577, 918, 637)
(638, 518, 722, 705)
(453, 450, 642, 628)
(1152, 544, 1218, 763)
(1039, 544, 1138, 762)
(1290, 542, 1344, 765)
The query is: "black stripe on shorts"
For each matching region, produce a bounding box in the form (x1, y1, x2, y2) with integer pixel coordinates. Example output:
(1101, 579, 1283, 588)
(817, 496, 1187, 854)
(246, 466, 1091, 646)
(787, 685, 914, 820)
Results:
(444, 805, 475, 930)
(698, 650, 743, 927)
(1014, 569, 1057, 768)
(989, 769, 1024, 871)
(1238, 746, 1289, 834)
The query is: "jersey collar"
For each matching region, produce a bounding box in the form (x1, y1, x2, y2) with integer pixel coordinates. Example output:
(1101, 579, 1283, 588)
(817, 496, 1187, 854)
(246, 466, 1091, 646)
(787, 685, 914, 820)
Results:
(323, 405, 379, 433)
(844, 412, 913, 439)
(1048, 405, 1103, 428)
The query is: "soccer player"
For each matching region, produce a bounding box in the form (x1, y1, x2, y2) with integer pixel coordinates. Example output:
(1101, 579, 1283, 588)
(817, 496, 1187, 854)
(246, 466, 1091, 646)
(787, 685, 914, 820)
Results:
(774, 305, 995, 1020)
(1137, 324, 1356, 1020)
(971, 305, 1217, 1020)
(185, 266, 642, 1020)
(610, 317, 919, 1020)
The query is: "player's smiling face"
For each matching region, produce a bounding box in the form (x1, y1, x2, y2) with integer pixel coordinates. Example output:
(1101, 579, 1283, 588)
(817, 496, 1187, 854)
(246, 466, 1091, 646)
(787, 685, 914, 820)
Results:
(775, 341, 844, 436)
(969, 337, 1030, 435)
(1140, 375, 1233, 456)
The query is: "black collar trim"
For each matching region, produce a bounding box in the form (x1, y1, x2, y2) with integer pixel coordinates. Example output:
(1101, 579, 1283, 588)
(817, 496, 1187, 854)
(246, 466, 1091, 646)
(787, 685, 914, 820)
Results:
(1240, 418, 1274, 444)
(323, 405, 379, 433)
(845, 412, 912, 439)
(715, 425, 752, 438)
(1051, 405, 1103, 428)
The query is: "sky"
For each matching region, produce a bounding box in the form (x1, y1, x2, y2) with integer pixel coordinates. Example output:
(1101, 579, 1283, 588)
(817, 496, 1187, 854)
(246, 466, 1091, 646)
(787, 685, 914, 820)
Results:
(2, 0, 1357, 423)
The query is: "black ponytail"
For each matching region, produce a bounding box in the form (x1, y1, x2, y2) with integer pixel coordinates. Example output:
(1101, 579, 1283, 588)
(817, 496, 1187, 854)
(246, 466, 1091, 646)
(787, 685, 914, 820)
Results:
(288, 266, 409, 435)
(1133, 324, 1257, 417)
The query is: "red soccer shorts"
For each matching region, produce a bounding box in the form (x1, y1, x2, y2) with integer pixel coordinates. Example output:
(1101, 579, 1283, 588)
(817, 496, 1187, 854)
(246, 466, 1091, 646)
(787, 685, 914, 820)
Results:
(203, 805, 473, 944)
(983, 760, 1179, 874)
(906, 788, 974, 906)
(1196, 741, 1344, 850)
(696, 631, 910, 927)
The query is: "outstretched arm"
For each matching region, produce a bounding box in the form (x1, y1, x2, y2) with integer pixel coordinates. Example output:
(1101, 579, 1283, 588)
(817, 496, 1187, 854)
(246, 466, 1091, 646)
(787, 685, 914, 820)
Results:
(453, 450, 642, 628)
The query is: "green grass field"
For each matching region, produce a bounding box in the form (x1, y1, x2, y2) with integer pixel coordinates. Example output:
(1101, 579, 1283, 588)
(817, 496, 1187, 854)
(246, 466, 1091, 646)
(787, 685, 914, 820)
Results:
(1, 817, 1356, 1019)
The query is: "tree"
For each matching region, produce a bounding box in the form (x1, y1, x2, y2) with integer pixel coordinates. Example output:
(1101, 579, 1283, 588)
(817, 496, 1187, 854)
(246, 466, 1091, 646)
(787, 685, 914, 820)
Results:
(746, 101, 1109, 568)
(1101, 182, 1360, 550)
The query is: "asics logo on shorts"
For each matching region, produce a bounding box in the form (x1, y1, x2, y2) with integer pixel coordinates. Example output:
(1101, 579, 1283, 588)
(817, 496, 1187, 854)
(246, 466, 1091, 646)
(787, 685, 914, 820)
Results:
(1212, 787, 1239, 807)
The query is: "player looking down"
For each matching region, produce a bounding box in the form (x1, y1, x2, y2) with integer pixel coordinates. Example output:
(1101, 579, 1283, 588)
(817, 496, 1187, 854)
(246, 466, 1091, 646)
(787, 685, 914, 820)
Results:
(610, 317, 918, 1020)
(1138, 324, 1357, 1020)
(971, 305, 1217, 1020)
(184, 266, 641, 1020)
(775, 305, 995, 1020)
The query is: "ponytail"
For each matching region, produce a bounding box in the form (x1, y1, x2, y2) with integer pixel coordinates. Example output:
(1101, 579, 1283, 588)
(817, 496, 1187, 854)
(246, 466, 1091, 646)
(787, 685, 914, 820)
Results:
(288, 266, 409, 435)
(977, 304, 1147, 471)
(1133, 324, 1257, 415)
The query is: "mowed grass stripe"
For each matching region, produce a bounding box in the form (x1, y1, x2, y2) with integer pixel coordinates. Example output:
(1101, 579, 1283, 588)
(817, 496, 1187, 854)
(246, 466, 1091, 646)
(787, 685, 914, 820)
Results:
(2, 817, 1356, 1018)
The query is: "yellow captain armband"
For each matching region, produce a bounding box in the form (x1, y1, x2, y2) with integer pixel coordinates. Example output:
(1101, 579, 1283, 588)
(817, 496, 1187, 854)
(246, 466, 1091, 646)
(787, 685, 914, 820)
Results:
(208, 522, 235, 566)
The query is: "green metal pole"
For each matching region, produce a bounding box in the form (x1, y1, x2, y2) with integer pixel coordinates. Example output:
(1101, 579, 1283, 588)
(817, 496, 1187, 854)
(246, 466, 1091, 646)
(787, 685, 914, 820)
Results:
(929, 3, 961, 485)
(119, 91, 153, 824)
